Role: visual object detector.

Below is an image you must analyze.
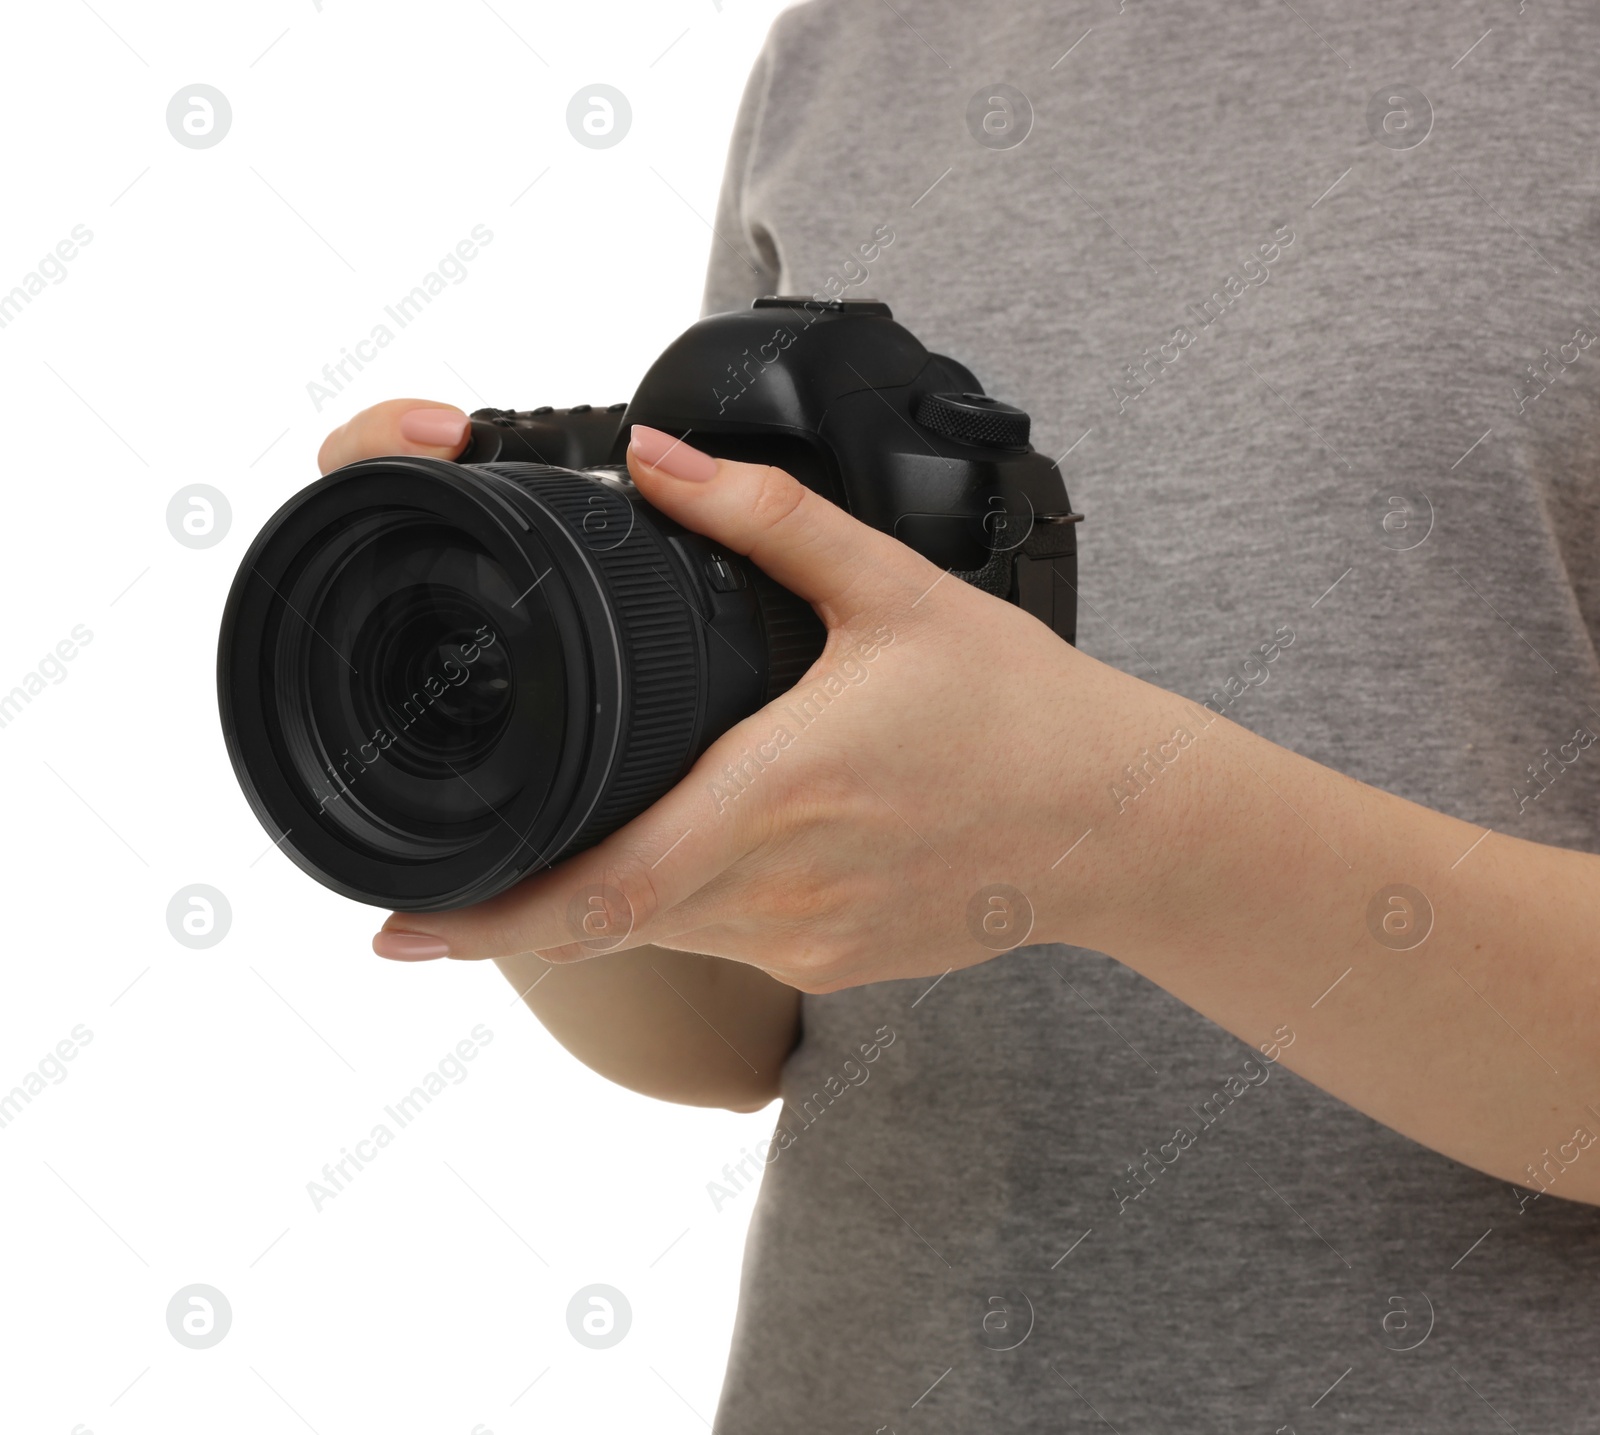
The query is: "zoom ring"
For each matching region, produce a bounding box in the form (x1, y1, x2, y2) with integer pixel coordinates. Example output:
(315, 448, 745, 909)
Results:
(480, 466, 702, 855)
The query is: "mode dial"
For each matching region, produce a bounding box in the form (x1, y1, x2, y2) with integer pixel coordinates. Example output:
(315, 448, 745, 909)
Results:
(914, 391, 1031, 449)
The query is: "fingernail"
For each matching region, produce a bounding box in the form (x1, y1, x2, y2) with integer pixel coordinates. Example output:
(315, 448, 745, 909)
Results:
(399, 408, 469, 448)
(373, 930, 451, 961)
(629, 424, 718, 482)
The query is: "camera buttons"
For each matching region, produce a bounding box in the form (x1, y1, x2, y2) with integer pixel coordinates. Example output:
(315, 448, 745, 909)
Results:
(703, 554, 748, 593)
(751, 295, 894, 318)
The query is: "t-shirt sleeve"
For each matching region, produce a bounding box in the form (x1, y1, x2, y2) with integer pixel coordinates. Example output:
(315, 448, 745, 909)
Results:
(700, 38, 781, 318)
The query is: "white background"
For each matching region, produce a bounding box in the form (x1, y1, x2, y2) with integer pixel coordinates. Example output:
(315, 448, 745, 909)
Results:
(0, 2, 794, 1430)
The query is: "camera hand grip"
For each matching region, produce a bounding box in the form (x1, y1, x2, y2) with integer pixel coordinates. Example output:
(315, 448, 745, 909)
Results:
(461, 403, 629, 468)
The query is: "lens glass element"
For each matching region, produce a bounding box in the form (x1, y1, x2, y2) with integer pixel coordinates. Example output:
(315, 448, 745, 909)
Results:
(274, 513, 565, 858)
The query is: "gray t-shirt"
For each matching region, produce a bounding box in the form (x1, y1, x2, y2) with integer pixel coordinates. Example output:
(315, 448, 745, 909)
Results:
(701, 3, 1600, 1429)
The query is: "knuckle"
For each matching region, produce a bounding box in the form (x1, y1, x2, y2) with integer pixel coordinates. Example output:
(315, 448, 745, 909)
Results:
(747, 464, 807, 534)
(315, 424, 346, 474)
(597, 854, 665, 931)
(784, 949, 852, 995)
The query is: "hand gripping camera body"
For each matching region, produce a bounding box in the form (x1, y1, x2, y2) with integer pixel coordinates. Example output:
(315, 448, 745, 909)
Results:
(218, 298, 1081, 911)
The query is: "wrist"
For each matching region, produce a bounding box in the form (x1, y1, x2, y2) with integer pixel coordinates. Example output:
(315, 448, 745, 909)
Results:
(1073, 702, 1447, 989)
(1027, 670, 1240, 955)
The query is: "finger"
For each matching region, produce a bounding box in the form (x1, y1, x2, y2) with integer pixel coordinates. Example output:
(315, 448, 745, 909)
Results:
(626, 424, 934, 626)
(317, 398, 470, 474)
(373, 715, 775, 962)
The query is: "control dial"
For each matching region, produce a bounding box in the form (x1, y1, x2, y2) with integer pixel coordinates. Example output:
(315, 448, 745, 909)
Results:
(914, 391, 1031, 449)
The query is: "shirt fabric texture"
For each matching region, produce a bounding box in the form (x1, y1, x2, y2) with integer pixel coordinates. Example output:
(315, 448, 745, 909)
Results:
(699, 3, 1600, 1429)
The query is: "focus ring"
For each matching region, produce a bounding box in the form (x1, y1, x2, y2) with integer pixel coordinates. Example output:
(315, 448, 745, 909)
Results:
(752, 569, 826, 702)
(481, 466, 702, 853)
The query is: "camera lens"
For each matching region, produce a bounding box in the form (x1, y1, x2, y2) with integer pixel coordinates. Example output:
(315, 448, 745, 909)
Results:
(351, 589, 514, 776)
(280, 511, 566, 853)
(219, 456, 823, 911)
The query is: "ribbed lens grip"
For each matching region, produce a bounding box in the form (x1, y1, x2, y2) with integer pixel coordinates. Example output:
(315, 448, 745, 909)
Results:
(480, 465, 702, 851)
(752, 569, 826, 702)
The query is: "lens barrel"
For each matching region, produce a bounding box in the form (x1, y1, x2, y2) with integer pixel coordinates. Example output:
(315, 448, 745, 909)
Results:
(218, 457, 823, 911)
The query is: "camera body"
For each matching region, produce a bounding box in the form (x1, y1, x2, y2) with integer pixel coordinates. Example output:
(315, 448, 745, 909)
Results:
(218, 298, 1082, 911)
(460, 297, 1081, 642)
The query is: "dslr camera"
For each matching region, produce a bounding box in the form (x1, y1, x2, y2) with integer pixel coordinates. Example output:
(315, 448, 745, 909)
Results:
(219, 298, 1081, 911)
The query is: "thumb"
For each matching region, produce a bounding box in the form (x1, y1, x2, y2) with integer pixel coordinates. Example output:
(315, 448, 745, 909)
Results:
(317, 398, 470, 474)
(626, 424, 933, 625)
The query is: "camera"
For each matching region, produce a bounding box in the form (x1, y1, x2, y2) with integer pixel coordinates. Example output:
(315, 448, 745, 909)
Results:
(218, 298, 1082, 911)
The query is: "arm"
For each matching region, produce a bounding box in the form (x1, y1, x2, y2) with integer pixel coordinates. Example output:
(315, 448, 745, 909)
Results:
(375, 436, 1600, 1205)
(1076, 698, 1600, 1202)
(495, 945, 798, 1111)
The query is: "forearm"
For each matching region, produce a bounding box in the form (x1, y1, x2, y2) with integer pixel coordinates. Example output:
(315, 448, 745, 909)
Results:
(1081, 699, 1600, 1202)
(494, 944, 799, 1111)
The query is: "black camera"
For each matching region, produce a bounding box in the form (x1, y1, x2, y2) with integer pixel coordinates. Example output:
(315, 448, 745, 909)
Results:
(218, 298, 1082, 911)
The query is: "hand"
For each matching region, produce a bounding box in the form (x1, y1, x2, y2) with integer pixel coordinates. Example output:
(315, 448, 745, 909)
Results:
(316, 399, 472, 473)
(336, 414, 1600, 1199)
(373, 426, 1210, 992)
(323, 399, 807, 1112)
